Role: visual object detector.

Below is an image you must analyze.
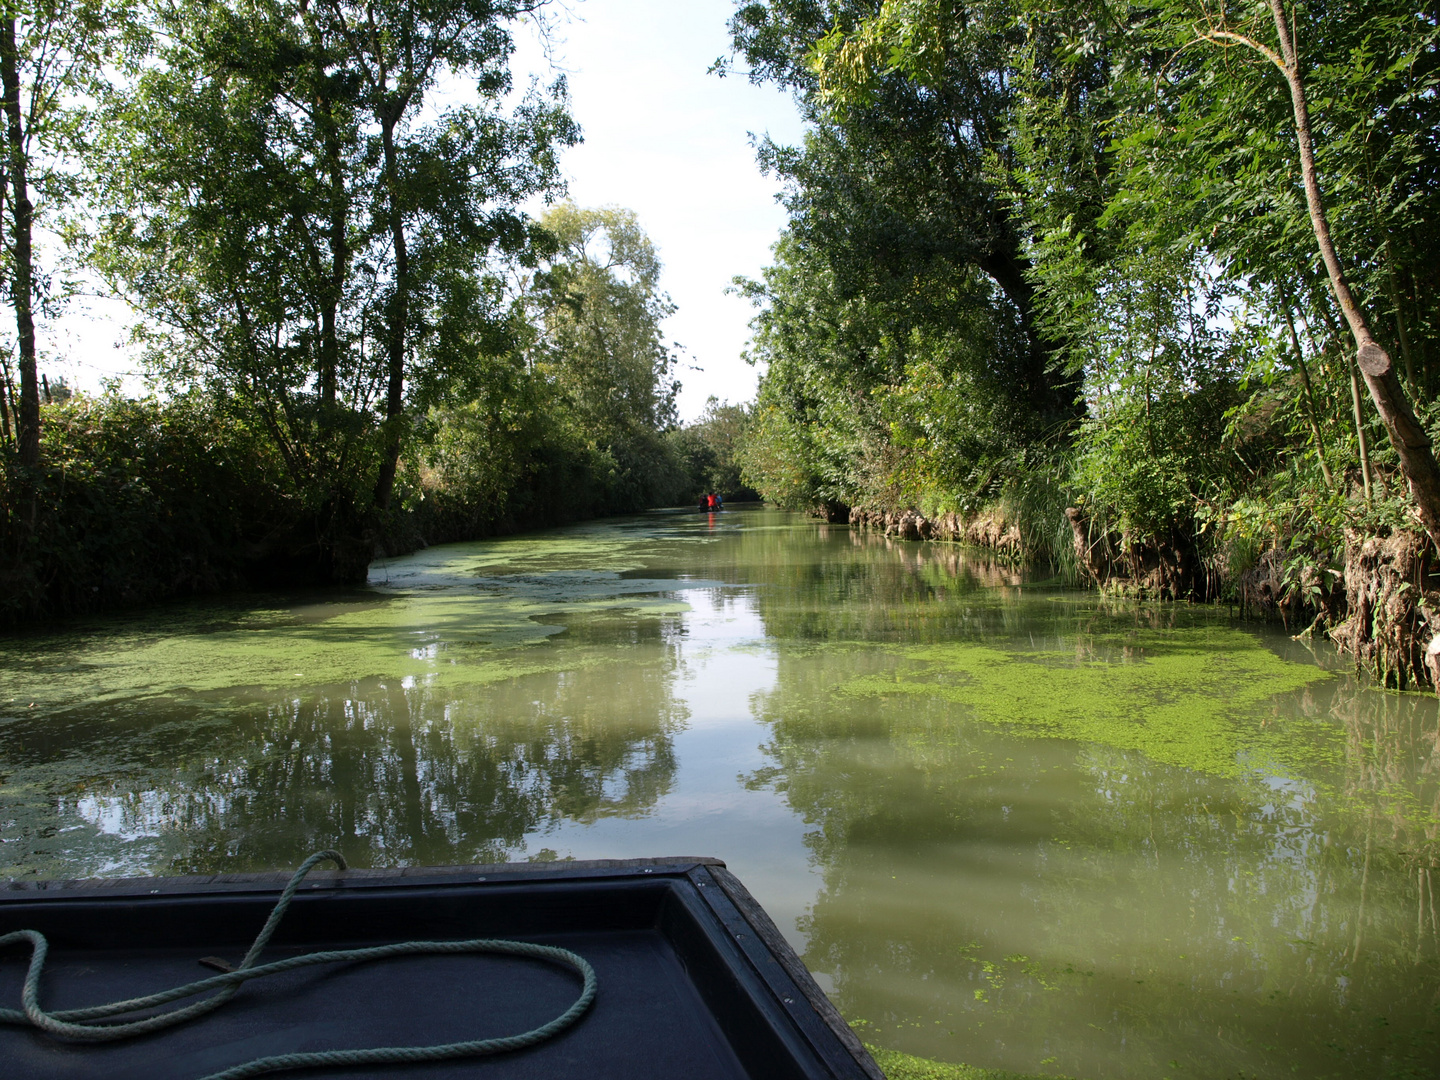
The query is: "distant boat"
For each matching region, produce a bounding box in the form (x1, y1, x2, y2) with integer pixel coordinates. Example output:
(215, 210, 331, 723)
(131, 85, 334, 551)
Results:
(1, 857, 879, 1079)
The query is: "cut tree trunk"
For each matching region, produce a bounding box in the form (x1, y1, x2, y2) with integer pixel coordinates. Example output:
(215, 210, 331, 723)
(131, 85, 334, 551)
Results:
(1265, 0, 1440, 550)
(1202, 2, 1440, 552)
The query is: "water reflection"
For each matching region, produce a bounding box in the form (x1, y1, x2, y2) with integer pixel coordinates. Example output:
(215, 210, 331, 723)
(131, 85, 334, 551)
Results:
(743, 563, 1440, 1079)
(2, 609, 688, 877)
(2, 509, 1438, 1078)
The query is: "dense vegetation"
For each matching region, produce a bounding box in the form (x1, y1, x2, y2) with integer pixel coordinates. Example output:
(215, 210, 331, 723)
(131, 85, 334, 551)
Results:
(0, 195, 740, 622)
(724, 0, 1440, 641)
(5, 0, 1438, 669)
(0, 2, 753, 625)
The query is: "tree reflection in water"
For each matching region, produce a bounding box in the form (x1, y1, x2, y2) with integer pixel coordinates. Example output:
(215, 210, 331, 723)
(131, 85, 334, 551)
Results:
(743, 542, 1440, 1080)
(3, 510, 1438, 1079)
(4, 612, 686, 876)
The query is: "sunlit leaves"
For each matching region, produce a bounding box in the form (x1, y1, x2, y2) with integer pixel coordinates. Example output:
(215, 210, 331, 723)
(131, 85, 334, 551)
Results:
(84, 0, 574, 526)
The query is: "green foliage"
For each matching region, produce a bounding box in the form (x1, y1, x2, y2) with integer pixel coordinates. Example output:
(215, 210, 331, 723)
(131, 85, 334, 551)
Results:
(727, 1, 1093, 533)
(733, 218, 1047, 517)
(1073, 359, 1244, 543)
(82, 0, 577, 562)
(729, 0, 1440, 600)
(0, 0, 151, 468)
(1, 330, 687, 627)
(1118, 0, 1440, 372)
(0, 390, 287, 622)
(993, 454, 1079, 579)
(530, 204, 678, 435)
(523, 203, 689, 513)
(414, 351, 609, 538)
(668, 397, 758, 501)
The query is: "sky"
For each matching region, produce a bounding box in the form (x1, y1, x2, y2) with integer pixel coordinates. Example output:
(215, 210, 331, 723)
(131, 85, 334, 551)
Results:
(42, 0, 809, 424)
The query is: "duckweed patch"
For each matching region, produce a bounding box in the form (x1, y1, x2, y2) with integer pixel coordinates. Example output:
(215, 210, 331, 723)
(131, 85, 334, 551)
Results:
(837, 627, 1336, 777)
(865, 1044, 1071, 1080)
(0, 570, 706, 714)
(367, 518, 702, 588)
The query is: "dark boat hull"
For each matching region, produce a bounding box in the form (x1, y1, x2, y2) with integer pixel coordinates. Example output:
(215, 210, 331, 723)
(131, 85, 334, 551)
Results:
(0, 858, 880, 1079)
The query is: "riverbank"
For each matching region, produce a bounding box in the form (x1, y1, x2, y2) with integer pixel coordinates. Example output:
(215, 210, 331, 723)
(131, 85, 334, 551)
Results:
(0, 392, 747, 630)
(0, 432, 596, 630)
(843, 500, 1440, 692)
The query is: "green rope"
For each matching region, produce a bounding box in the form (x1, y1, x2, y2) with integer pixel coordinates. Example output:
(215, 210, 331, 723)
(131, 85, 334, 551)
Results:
(0, 850, 598, 1080)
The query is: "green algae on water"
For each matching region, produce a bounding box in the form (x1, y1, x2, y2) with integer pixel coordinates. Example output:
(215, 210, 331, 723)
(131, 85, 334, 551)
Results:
(0, 532, 714, 715)
(837, 626, 1336, 777)
(865, 1044, 1072, 1080)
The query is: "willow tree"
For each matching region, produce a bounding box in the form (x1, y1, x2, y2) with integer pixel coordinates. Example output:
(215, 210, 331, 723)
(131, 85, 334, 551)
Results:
(729, 0, 1084, 432)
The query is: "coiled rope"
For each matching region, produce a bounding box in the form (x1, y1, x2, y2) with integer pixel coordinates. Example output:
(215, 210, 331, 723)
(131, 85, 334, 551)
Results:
(0, 850, 598, 1080)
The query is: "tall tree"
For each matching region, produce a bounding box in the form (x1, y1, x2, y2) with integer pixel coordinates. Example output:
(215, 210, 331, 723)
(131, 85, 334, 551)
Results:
(1182, 0, 1440, 549)
(726, 0, 1099, 518)
(1, 0, 137, 465)
(729, 0, 1085, 429)
(88, 0, 575, 570)
(524, 203, 683, 509)
(298, 0, 565, 509)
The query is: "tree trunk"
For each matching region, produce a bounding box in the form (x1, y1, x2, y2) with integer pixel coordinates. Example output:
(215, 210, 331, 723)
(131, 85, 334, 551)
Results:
(979, 245, 1084, 428)
(1282, 301, 1333, 488)
(317, 84, 346, 411)
(0, 360, 12, 443)
(1, 18, 38, 467)
(372, 111, 408, 510)
(1265, 0, 1440, 549)
(1350, 360, 1372, 502)
(299, 4, 345, 413)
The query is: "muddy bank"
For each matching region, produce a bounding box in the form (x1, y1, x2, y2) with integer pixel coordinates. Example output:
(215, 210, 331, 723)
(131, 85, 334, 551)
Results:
(847, 503, 1205, 599)
(845, 506, 1024, 559)
(1214, 527, 1440, 690)
(1063, 506, 1203, 600)
(1070, 506, 1440, 690)
(847, 502, 1185, 588)
(1332, 529, 1440, 690)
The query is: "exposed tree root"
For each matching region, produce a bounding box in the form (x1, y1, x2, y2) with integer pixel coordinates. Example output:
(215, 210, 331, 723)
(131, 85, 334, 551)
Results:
(848, 503, 1440, 693)
(1331, 528, 1439, 691)
(1063, 506, 1196, 599)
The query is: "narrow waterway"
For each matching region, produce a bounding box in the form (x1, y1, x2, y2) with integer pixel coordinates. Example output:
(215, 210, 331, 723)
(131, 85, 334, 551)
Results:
(2, 507, 1438, 1078)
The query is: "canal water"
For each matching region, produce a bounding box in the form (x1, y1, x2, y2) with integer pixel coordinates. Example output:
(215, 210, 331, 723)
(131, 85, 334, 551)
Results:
(2, 507, 1438, 1078)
